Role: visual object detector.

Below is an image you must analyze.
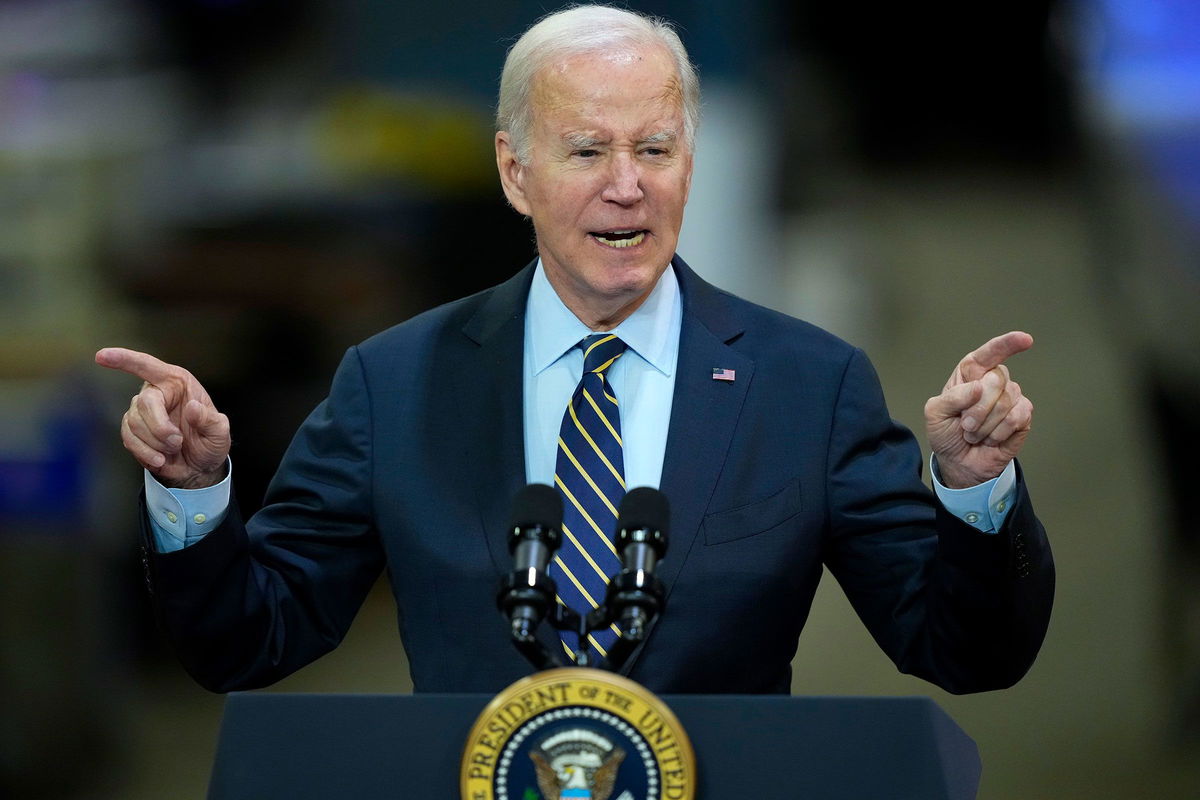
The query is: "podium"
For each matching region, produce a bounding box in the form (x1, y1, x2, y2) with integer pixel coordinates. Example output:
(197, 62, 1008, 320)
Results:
(208, 692, 980, 798)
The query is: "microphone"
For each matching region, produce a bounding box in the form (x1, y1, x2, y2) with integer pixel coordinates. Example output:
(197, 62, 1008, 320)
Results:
(613, 488, 669, 640)
(500, 484, 563, 643)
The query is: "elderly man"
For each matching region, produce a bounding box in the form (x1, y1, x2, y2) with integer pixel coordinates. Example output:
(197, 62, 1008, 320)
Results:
(96, 5, 1052, 695)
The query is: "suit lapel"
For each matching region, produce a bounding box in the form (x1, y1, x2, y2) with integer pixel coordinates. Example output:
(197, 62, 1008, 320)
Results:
(459, 262, 572, 664)
(619, 257, 755, 676)
(461, 262, 535, 578)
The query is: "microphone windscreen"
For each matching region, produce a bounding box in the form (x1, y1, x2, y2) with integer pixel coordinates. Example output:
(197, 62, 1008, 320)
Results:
(618, 487, 669, 535)
(509, 484, 563, 531)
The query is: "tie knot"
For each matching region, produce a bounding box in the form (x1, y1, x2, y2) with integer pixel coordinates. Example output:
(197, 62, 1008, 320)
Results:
(579, 334, 627, 375)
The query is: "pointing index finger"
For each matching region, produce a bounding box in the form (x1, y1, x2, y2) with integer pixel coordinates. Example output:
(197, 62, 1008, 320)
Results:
(95, 347, 179, 385)
(966, 331, 1034, 372)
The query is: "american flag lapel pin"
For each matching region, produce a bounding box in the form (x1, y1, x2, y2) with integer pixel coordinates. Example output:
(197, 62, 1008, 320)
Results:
(712, 367, 736, 382)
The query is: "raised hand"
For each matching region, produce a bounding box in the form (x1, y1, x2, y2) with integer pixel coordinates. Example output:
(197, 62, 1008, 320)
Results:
(95, 347, 231, 490)
(924, 332, 1034, 489)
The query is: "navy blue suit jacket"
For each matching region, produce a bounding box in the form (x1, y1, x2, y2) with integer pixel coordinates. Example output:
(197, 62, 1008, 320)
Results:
(143, 257, 1053, 695)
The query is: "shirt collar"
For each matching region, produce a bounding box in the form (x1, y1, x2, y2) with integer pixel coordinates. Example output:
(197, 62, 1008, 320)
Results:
(526, 259, 680, 377)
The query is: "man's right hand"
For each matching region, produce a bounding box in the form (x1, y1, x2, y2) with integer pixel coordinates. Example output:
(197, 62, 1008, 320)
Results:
(95, 347, 231, 490)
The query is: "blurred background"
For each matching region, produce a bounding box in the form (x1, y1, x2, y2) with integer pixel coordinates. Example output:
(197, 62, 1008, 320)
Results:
(1, 0, 1198, 797)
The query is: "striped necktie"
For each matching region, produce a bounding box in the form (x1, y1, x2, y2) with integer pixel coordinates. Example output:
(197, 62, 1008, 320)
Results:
(553, 333, 628, 662)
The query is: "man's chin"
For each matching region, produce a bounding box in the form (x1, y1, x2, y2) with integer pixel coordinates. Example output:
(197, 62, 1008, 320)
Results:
(540, 247, 671, 320)
(595, 264, 667, 301)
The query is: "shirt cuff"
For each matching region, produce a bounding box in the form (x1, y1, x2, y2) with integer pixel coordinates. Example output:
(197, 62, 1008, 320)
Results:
(930, 456, 1016, 534)
(144, 460, 232, 552)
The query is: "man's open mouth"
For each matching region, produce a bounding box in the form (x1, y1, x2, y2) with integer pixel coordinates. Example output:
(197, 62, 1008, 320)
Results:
(590, 229, 647, 248)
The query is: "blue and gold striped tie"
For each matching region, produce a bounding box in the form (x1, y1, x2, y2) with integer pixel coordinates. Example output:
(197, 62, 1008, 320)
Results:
(553, 333, 627, 661)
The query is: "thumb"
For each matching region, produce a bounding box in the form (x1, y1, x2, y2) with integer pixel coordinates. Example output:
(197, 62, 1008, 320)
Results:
(184, 399, 230, 444)
(926, 380, 982, 421)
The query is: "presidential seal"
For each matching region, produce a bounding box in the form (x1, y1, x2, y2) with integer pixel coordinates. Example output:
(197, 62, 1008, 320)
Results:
(460, 668, 695, 800)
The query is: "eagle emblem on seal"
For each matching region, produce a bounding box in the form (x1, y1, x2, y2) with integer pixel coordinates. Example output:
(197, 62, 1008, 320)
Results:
(529, 728, 627, 800)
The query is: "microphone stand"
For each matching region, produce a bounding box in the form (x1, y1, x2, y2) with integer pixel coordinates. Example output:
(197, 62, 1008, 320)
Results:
(589, 567, 666, 673)
(498, 564, 666, 673)
(496, 568, 575, 671)
(497, 486, 670, 674)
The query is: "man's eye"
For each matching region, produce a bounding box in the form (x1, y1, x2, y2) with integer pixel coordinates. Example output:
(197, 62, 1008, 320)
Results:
(642, 147, 668, 157)
(575, 149, 599, 158)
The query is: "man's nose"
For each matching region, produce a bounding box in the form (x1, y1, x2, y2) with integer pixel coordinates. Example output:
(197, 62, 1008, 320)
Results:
(600, 154, 644, 205)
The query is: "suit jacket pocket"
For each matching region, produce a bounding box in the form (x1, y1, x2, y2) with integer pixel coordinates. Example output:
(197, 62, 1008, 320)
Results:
(702, 479, 802, 545)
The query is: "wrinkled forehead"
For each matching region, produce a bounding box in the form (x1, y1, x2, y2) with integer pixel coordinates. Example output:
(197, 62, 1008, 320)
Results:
(529, 45, 684, 121)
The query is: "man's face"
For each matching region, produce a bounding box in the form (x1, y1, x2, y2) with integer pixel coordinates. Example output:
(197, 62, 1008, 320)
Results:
(496, 45, 693, 328)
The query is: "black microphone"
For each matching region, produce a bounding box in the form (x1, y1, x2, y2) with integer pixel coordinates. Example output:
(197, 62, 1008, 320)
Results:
(500, 484, 563, 642)
(614, 487, 669, 639)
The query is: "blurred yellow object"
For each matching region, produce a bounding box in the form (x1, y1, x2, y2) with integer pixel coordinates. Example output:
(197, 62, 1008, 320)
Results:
(317, 86, 494, 193)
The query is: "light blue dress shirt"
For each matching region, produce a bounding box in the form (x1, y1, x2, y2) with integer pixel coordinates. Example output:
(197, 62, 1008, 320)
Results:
(522, 260, 681, 490)
(145, 261, 1015, 551)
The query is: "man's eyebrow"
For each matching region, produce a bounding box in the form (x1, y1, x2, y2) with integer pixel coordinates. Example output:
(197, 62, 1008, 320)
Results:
(639, 130, 678, 145)
(563, 132, 604, 148)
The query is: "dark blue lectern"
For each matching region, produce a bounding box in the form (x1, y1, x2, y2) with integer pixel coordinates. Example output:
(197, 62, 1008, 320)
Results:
(208, 693, 980, 798)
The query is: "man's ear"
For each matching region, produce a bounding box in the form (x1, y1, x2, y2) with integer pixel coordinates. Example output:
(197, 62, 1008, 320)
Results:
(682, 148, 694, 206)
(495, 132, 531, 216)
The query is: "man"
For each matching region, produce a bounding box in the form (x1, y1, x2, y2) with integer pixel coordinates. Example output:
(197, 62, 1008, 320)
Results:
(96, 5, 1052, 695)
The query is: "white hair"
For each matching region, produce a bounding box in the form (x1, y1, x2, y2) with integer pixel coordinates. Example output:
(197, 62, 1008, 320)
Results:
(496, 4, 701, 164)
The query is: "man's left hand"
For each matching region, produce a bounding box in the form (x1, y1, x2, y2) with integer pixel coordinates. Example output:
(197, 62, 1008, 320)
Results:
(924, 331, 1034, 489)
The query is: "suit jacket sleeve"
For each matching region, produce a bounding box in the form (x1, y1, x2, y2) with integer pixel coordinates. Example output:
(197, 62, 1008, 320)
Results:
(822, 347, 1054, 694)
(141, 346, 385, 693)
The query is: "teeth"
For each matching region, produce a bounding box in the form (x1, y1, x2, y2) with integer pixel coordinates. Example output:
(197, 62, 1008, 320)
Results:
(593, 231, 645, 248)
